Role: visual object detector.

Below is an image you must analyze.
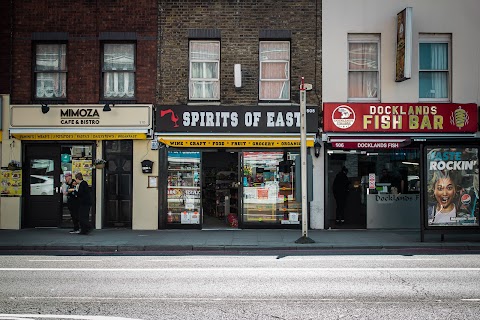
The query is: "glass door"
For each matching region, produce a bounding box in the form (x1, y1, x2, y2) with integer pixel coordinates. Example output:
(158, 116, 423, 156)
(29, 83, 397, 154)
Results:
(24, 144, 62, 227)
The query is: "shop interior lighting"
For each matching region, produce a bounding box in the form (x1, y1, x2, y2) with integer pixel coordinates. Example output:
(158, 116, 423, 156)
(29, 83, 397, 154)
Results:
(402, 161, 419, 166)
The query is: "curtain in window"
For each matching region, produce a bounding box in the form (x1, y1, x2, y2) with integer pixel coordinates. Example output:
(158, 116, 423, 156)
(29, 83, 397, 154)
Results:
(260, 42, 289, 100)
(104, 44, 135, 98)
(35, 44, 66, 98)
(419, 43, 448, 98)
(189, 42, 219, 100)
(348, 43, 378, 98)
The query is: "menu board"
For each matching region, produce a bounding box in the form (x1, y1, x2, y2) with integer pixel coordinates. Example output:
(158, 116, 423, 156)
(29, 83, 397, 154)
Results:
(0, 169, 22, 197)
(72, 159, 92, 185)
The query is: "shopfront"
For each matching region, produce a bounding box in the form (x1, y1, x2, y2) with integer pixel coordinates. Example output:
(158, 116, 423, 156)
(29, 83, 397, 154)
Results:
(4, 104, 153, 229)
(156, 105, 318, 229)
(323, 102, 479, 230)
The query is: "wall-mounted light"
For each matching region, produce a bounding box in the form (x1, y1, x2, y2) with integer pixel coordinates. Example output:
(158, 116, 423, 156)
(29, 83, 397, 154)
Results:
(103, 103, 113, 112)
(314, 132, 322, 158)
(41, 104, 49, 114)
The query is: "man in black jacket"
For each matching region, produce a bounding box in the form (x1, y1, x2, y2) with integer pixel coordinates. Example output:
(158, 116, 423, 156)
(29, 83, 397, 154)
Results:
(75, 172, 92, 235)
(333, 166, 350, 224)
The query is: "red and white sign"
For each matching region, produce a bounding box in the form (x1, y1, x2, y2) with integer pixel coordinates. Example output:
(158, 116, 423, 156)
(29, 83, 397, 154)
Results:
(324, 103, 478, 133)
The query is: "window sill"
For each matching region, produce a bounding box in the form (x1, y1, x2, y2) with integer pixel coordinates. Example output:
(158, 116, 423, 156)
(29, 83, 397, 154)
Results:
(187, 101, 221, 106)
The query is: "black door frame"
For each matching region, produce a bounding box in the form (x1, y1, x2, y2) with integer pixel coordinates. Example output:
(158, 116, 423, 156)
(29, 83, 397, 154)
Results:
(22, 141, 97, 228)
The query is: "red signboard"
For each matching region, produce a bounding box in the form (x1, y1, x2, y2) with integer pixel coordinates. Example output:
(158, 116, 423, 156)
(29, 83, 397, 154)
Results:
(323, 103, 478, 133)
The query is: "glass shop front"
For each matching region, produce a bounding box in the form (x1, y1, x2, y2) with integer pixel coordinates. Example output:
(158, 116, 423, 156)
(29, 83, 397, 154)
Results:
(163, 149, 302, 229)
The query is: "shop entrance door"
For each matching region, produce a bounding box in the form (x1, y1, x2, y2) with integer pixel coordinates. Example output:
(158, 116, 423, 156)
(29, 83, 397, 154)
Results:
(104, 140, 133, 228)
(201, 152, 239, 229)
(23, 144, 62, 227)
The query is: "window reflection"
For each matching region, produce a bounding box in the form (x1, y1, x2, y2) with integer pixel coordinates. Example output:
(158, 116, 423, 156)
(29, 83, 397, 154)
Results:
(30, 159, 54, 196)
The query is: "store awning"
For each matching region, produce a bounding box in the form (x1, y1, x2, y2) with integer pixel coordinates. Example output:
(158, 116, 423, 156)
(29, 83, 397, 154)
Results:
(9, 128, 149, 140)
(157, 135, 315, 148)
(328, 137, 411, 149)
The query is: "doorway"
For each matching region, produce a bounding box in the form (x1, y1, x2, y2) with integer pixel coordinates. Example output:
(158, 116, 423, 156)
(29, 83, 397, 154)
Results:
(104, 140, 133, 228)
(202, 152, 239, 229)
(23, 143, 94, 228)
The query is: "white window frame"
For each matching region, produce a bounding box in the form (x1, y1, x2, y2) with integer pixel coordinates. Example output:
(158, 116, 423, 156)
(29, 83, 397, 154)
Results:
(34, 43, 67, 99)
(259, 41, 290, 101)
(189, 40, 220, 101)
(418, 34, 451, 102)
(347, 34, 380, 102)
(102, 43, 136, 100)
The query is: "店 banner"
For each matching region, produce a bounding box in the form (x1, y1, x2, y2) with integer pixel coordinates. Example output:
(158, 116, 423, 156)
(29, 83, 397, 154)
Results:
(323, 103, 478, 133)
(426, 147, 479, 227)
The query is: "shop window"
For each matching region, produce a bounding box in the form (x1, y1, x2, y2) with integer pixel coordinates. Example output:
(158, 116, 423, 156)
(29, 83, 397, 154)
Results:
(259, 41, 290, 101)
(34, 43, 67, 99)
(242, 151, 300, 224)
(189, 41, 220, 101)
(348, 34, 380, 101)
(102, 43, 136, 99)
(419, 34, 450, 101)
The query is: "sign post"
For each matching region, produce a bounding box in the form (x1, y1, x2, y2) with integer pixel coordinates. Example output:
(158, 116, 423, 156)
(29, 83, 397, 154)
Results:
(295, 77, 315, 244)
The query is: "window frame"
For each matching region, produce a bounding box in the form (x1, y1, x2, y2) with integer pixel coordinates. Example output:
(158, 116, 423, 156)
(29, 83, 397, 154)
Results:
(101, 41, 137, 100)
(188, 40, 221, 101)
(258, 40, 291, 102)
(33, 42, 68, 101)
(347, 34, 381, 102)
(418, 33, 451, 102)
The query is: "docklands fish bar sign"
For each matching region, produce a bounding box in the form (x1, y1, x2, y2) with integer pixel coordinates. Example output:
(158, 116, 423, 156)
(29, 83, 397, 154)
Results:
(323, 103, 478, 133)
(156, 105, 318, 133)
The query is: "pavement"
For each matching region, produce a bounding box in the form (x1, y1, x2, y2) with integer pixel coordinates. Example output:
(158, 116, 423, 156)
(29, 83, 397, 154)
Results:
(0, 227, 480, 253)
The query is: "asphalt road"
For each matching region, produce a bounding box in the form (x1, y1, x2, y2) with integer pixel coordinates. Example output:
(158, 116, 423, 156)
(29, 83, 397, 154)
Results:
(1, 251, 480, 319)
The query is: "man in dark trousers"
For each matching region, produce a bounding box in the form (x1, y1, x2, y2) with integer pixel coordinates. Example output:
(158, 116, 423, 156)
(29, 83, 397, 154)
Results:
(64, 173, 80, 234)
(333, 166, 350, 224)
(75, 172, 92, 235)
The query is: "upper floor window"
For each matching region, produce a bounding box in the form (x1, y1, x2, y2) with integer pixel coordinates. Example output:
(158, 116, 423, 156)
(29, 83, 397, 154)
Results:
(189, 41, 220, 100)
(259, 41, 290, 101)
(419, 34, 450, 101)
(34, 43, 67, 99)
(102, 43, 135, 99)
(348, 34, 380, 101)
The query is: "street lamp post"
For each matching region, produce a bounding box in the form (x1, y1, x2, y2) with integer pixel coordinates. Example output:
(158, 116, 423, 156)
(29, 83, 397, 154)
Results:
(295, 77, 315, 244)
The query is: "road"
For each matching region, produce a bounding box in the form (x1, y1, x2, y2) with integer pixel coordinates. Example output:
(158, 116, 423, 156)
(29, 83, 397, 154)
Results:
(1, 250, 480, 319)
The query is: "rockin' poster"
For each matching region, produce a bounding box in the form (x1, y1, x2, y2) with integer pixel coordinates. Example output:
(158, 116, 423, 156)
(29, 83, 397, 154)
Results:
(427, 147, 479, 226)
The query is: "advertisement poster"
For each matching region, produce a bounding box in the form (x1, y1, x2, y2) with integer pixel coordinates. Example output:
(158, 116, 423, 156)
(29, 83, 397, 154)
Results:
(72, 159, 92, 185)
(0, 169, 22, 197)
(426, 147, 479, 226)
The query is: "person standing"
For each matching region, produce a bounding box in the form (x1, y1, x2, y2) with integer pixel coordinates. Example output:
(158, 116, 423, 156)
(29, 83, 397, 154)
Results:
(64, 173, 80, 234)
(333, 166, 350, 224)
(75, 172, 92, 235)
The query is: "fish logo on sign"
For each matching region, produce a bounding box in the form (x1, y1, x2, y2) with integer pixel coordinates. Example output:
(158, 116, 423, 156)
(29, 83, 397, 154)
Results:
(332, 105, 355, 129)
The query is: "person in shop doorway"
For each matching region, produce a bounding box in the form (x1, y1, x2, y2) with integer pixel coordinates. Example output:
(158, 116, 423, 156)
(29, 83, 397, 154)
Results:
(75, 172, 93, 235)
(64, 173, 80, 234)
(333, 166, 350, 224)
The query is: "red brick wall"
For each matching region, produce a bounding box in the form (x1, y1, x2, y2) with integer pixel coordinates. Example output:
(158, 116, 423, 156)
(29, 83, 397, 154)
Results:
(0, 0, 12, 94)
(11, 0, 157, 104)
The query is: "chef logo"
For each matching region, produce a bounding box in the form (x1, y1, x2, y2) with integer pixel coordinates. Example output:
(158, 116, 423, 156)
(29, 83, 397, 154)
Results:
(332, 105, 355, 129)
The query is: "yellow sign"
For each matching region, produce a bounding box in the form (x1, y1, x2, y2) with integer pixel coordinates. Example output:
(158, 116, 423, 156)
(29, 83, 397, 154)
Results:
(0, 169, 22, 197)
(159, 138, 314, 148)
(11, 133, 147, 140)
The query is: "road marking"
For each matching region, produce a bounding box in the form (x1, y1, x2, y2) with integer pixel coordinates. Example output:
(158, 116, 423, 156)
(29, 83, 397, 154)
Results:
(461, 298, 480, 301)
(0, 315, 142, 320)
(28, 260, 103, 262)
(1, 267, 479, 272)
(8, 297, 356, 302)
(146, 258, 440, 262)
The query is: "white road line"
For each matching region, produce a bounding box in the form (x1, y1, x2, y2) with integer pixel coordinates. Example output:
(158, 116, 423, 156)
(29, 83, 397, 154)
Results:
(146, 258, 440, 262)
(0, 267, 479, 272)
(28, 260, 103, 262)
(461, 298, 480, 301)
(9, 297, 356, 302)
(0, 315, 142, 320)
